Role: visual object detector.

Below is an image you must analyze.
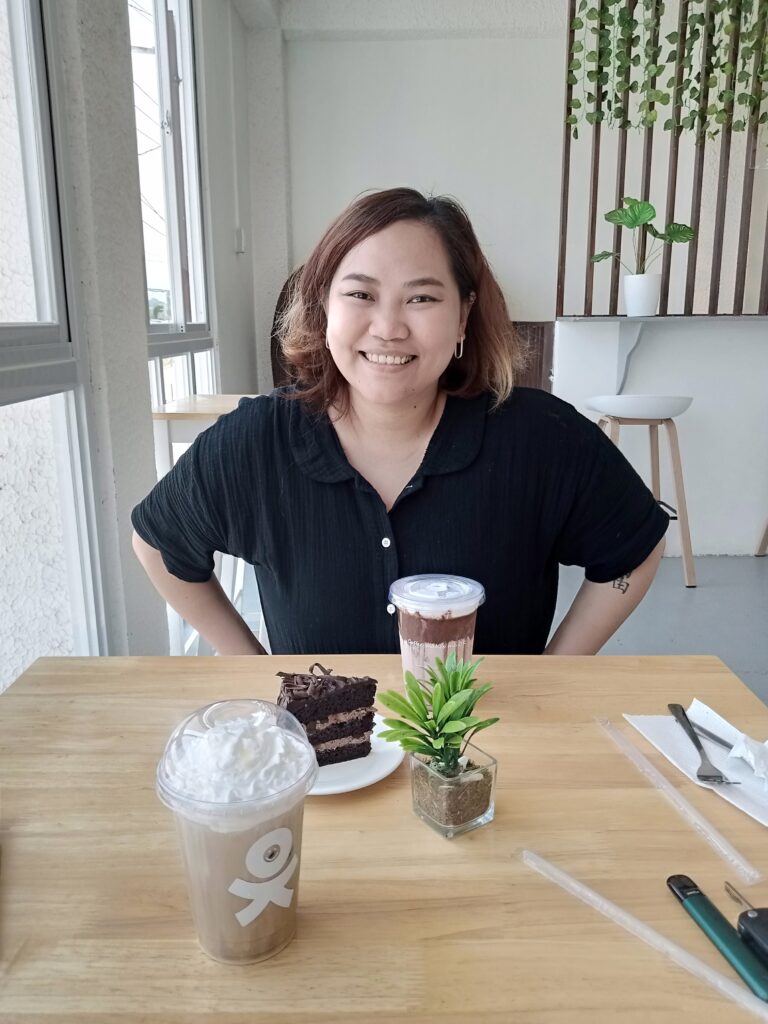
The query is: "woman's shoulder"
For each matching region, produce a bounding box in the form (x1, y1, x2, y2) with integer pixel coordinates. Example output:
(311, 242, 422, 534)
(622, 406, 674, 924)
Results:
(490, 386, 591, 431)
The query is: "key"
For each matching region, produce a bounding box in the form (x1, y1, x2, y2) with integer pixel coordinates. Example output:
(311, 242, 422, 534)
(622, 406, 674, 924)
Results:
(725, 882, 768, 968)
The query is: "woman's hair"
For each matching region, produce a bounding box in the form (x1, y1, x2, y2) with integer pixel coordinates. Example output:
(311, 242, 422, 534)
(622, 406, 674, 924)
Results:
(278, 187, 527, 413)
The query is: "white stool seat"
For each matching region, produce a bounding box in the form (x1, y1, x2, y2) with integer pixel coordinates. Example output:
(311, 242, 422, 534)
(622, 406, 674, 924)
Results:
(587, 395, 693, 419)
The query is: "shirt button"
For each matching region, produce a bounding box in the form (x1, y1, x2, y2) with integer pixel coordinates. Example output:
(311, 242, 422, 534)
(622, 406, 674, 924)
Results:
(381, 537, 391, 548)
(387, 603, 395, 615)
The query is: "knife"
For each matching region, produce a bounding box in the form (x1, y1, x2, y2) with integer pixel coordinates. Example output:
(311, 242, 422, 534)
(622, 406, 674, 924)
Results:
(693, 723, 733, 751)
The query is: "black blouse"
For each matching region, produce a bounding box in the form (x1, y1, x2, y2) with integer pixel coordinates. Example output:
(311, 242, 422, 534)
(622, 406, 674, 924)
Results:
(131, 387, 669, 655)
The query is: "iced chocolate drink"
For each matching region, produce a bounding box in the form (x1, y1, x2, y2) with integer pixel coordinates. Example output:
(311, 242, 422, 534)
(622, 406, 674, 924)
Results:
(389, 575, 485, 682)
(157, 700, 318, 964)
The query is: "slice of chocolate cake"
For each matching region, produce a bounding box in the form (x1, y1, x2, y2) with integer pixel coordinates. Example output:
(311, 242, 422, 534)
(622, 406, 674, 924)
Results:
(277, 663, 377, 767)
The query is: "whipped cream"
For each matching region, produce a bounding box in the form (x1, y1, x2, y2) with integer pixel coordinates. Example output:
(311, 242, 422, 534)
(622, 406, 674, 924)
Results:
(163, 711, 314, 803)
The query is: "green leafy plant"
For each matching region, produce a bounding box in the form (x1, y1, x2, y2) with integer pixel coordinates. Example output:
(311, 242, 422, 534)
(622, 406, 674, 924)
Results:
(591, 196, 695, 274)
(567, 0, 768, 141)
(377, 654, 499, 778)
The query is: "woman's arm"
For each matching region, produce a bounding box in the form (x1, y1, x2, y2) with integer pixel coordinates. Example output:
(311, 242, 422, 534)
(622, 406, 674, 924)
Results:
(544, 537, 665, 655)
(132, 532, 266, 655)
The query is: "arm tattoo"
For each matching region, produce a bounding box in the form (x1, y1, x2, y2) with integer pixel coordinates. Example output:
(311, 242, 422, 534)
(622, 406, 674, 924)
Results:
(612, 571, 632, 594)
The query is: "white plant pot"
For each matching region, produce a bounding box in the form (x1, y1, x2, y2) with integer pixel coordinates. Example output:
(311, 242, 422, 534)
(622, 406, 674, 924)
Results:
(623, 273, 661, 317)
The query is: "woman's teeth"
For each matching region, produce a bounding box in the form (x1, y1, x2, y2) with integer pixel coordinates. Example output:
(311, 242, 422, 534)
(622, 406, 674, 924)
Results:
(364, 353, 415, 365)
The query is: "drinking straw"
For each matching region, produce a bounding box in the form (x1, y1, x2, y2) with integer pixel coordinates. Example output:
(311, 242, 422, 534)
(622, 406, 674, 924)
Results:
(520, 850, 768, 1021)
(598, 718, 761, 885)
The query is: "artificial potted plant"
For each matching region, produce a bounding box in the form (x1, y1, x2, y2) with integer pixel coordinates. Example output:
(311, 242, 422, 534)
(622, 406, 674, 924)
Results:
(378, 654, 499, 839)
(591, 197, 695, 316)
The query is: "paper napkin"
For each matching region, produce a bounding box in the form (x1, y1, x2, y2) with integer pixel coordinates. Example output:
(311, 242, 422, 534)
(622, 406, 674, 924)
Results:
(624, 699, 768, 828)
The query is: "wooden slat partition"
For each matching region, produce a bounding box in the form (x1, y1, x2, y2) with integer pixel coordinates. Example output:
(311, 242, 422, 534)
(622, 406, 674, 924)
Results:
(708, 3, 742, 314)
(558, 0, 768, 318)
(584, 0, 606, 315)
(637, 2, 661, 271)
(684, 0, 714, 314)
(659, 0, 690, 314)
(556, 0, 578, 318)
(734, 4, 768, 314)
(609, 0, 637, 314)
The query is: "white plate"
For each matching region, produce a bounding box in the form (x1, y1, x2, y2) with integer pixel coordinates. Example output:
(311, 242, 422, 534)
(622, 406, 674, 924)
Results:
(309, 714, 405, 796)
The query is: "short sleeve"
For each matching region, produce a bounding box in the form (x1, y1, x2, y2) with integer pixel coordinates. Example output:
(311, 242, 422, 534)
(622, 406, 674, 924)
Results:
(555, 418, 670, 583)
(131, 417, 235, 583)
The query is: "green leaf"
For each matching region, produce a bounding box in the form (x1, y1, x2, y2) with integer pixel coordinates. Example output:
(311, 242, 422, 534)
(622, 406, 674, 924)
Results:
(646, 223, 666, 240)
(623, 196, 640, 206)
(611, 200, 656, 228)
(463, 718, 501, 742)
(377, 690, 425, 726)
(664, 222, 695, 242)
(442, 719, 471, 734)
(398, 739, 438, 757)
(436, 688, 476, 726)
(591, 250, 617, 262)
(404, 674, 428, 718)
(431, 680, 445, 721)
(381, 718, 425, 736)
(571, 16, 584, 29)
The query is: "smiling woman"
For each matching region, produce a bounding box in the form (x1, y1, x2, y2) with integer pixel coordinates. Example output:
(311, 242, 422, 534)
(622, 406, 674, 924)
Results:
(132, 187, 668, 659)
(280, 189, 526, 417)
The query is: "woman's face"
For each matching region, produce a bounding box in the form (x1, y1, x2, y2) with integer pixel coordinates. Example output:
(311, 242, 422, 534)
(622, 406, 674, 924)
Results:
(325, 220, 471, 410)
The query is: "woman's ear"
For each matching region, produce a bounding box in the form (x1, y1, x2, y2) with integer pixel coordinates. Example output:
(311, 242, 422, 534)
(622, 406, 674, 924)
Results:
(460, 291, 476, 333)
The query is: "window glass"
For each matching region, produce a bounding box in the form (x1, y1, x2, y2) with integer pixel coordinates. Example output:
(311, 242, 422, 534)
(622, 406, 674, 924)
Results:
(128, 0, 208, 334)
(0, 393, 94, 689)
(0, 0, 56, 324)
(129, 0, 174, 325)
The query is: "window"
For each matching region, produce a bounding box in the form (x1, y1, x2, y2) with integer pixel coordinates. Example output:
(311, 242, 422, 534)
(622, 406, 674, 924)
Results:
(0, 0, 73, 397)
(128, 0, 212, 362)
(0, 0, 99, 685)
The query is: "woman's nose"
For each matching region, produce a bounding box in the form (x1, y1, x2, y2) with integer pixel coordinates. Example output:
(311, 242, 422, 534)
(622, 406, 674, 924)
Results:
(368, 302, 408, 341)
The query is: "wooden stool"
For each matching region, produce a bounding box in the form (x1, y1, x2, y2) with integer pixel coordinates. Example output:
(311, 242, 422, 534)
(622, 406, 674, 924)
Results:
(587, 396, 696, 588)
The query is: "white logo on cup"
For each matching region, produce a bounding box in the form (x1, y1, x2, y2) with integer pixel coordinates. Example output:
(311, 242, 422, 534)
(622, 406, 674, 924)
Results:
(228, 827, 297, 927)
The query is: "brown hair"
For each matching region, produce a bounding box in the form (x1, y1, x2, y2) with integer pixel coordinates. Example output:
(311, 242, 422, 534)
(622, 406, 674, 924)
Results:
(279, 187, 526, 413)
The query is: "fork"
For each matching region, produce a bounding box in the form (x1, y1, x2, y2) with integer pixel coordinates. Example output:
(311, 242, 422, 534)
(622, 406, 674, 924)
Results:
(668, 703, 741, 785)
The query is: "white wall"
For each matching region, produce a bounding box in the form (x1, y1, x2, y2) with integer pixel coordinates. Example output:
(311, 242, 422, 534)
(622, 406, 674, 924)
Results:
(196, 0, 258, 393)
(554, 319, 768, 555)
(285, 35, 564, 321)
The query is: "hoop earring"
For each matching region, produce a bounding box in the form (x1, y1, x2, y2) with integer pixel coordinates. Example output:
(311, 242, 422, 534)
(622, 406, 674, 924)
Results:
(325, 335, 330, 349)
(455, 336, 464, 360)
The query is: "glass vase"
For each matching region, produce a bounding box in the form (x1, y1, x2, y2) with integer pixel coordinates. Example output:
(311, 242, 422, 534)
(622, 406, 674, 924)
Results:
(409, 743, 496, 839)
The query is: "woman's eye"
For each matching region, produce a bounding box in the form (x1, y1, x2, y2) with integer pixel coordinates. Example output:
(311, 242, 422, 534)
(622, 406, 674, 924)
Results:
(345, 291, 372, 301)
(408, 295, 437, 304)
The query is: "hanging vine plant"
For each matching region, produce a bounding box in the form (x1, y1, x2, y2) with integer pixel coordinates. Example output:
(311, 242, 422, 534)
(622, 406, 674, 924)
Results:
(566, 0, 768, 140)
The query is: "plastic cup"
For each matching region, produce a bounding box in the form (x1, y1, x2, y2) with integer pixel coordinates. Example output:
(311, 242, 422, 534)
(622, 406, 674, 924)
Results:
(388, 574, 485, 683)
(156, 699, 318, 964)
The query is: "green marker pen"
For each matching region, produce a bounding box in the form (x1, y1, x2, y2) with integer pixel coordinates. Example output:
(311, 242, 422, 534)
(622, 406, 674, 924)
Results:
(667, 874, 768, 1002)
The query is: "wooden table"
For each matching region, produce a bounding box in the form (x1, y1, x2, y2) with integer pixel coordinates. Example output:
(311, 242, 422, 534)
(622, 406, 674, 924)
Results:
(3, 654, 768, 1022)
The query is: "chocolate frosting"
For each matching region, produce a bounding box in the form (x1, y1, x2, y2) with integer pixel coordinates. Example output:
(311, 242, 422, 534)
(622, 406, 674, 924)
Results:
(277, 665, 377, 704)
(396, 609, 477, 644)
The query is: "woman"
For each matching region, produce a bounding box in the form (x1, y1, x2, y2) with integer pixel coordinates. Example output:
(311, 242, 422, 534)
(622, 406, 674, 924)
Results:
(132, 187, 667, 656)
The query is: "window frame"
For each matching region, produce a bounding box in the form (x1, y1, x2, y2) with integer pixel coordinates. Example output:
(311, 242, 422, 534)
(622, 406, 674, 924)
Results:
(134, 0, 213, 362)
(0, 0, 74, 399)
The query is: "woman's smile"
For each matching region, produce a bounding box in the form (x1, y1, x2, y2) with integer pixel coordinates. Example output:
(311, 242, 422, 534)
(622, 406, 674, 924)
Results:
(360, 351, 417, 366)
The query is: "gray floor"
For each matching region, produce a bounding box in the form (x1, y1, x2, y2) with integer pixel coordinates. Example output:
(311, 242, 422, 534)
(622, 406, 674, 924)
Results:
(555, 556, 768, 704)
(243, 556, 768, 702)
